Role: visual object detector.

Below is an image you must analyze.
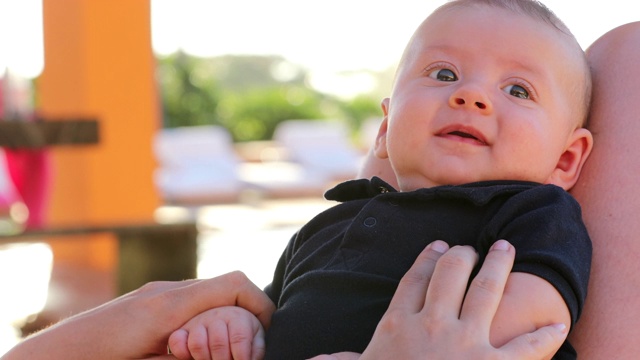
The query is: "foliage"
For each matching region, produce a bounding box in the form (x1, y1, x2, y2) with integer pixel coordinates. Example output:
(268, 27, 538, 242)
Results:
(157, 53, 221, 128)
(338, 95, 383, 132)
(216, 85, 327, 142)
(156, 52, 385, 142)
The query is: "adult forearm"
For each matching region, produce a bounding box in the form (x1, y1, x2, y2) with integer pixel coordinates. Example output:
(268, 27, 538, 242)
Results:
(2, 272, 275, 360)
(2, 313, 96, 359)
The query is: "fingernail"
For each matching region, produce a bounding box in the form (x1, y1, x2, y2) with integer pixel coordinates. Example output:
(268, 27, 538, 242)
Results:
(552, 323, 568, 334)
(492, 240, 510, 251)
(430, 240, 449, 254)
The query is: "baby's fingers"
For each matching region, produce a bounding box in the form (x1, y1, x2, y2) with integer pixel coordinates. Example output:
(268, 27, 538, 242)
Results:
(167, 329, 191, 360)
(205, 320, 233, 360)
(251, 325, 266, 360)
(228, 312, 266, 360)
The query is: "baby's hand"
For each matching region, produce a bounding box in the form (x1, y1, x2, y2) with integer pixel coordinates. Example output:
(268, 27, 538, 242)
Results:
(168, 306, 265, 360)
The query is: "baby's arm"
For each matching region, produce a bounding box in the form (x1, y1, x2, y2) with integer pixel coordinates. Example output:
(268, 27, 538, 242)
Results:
(168, 306, 266, 360)
(488, 271, 570, 359)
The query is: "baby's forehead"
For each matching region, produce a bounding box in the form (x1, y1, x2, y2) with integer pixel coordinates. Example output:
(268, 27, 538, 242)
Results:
(421, 5, 582, 63)
(423, 3, 571, 41)
(411, 7, 580, 66)
(430, 0, 566, 30)
(404, 3, 590, 125)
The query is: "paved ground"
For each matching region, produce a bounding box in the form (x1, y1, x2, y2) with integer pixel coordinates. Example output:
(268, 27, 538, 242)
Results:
(194, 197, 333, 288)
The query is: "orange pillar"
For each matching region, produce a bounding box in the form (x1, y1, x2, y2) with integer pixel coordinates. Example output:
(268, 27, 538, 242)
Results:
(37, 0, 161, 269)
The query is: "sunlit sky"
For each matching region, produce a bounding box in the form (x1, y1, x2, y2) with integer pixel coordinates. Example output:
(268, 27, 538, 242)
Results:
(150, 0, 638, 70)
(151, 0, 637, 97)
(0, 1, 638, 92)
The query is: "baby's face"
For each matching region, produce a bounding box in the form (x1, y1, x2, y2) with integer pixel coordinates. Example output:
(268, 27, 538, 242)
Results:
(378, 5, 586, 191)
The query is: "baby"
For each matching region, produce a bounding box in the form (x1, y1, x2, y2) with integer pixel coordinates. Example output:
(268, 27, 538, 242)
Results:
(169, 1, 593, 359)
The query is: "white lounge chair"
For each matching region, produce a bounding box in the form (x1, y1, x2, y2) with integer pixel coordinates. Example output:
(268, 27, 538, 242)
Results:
(153, 125, 244, 204)
(272, 119, 363, 182)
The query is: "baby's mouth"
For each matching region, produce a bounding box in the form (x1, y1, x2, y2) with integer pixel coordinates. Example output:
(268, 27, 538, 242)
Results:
(446, 130, 487, 145)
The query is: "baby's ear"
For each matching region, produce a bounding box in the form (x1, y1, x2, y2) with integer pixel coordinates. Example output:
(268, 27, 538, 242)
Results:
(374, 98, 391, 160)
(546, 128, 593, 190)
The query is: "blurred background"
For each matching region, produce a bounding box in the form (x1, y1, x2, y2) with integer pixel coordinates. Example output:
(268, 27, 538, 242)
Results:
(0, 0, 636, 355)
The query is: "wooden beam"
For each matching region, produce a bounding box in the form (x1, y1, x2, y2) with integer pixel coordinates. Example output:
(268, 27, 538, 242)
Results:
(0, 119, 99, 148)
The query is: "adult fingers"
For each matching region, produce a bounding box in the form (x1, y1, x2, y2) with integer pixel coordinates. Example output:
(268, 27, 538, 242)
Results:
(131, 278, 202, 297)
(423, 245, 478, 319)
(308, 352, 361, 360)
(459, 240, 514, 330)
(499, 323, 568, 360)
(386, 241, 449, 313)
(157, 272, 275, 330)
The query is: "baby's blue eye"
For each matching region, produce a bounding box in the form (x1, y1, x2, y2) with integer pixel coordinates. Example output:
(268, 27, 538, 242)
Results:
(506, 84, 530, 99)
(429, 68, 458, 82)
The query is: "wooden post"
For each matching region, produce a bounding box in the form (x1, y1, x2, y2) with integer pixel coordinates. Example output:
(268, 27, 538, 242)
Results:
(37, 0, 161, 271)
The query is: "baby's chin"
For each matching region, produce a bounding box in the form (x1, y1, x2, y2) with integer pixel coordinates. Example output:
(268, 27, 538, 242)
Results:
(396, 177, 449, 191)
(397, 175, 487, 191)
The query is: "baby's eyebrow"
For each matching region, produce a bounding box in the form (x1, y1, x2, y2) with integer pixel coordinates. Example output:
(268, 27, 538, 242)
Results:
(408, 44, 464, 69)
(500, 57, 554, 92)
(502, 58, 543, 76)
(419, 44, 462, 57)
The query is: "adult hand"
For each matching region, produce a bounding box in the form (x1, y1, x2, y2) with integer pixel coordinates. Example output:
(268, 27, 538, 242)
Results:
(1, 271, 275, 360)
(358, 240, 568, 360)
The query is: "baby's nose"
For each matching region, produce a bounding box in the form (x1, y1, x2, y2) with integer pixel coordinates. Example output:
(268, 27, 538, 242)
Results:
(449, 86, 492, 113)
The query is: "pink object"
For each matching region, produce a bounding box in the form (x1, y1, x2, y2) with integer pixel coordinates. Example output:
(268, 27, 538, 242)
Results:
(4, 148, 51, 229)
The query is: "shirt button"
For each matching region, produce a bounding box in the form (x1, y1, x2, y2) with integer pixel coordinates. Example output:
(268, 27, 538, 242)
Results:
(363, 217, 377, 227)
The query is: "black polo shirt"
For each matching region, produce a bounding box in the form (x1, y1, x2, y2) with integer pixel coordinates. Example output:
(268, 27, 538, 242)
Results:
(264, 177, 591, 360)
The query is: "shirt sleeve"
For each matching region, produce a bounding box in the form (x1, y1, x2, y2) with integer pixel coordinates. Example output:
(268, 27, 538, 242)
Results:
(480, 185, 592, 327)
(263, 232, 297, 304)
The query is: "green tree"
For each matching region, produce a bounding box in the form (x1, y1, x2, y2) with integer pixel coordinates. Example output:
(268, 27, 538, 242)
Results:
(157, 52, 221, 128)
(339, 95, 383, 132)
(156, 53, 386, 142)
(216, 85, 328, 141)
